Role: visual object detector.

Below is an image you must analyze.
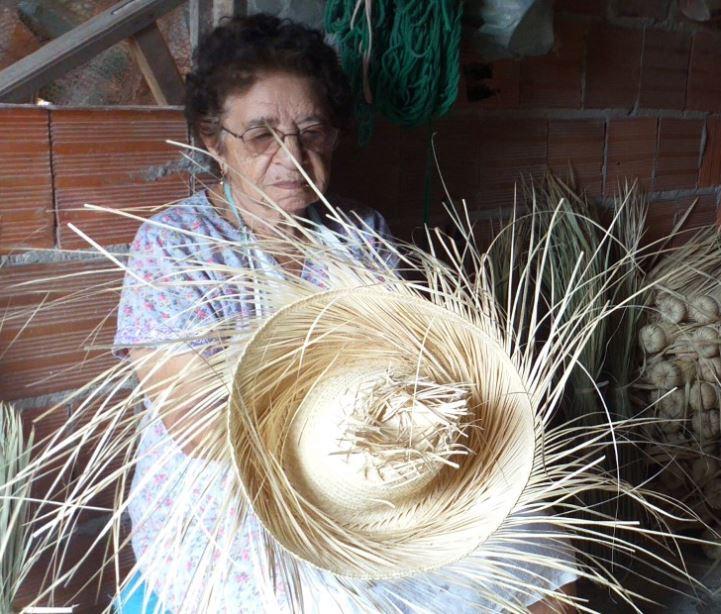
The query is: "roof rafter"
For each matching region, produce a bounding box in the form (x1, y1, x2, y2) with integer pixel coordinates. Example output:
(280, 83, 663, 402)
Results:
(0, 0, 186, 103)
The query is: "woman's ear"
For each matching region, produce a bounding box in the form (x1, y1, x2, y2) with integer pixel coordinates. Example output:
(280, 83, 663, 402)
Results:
(201, 134, 229, 176)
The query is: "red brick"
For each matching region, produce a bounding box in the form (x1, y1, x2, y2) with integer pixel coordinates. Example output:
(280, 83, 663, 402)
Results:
(470, 217, 505, 253)
(645, 193, 717, 246)
(0, 108, 54, 252)
(13, 406, 136, 610)
(519, 19, 585, 108)
(462, 59, 520, 110)
(700, 117, 721, 187)
(555, 0, 606, 16)
(397, 118, 548, 222)
(69, 392, 137, 517)
(0, 260, 121, 400)
(395, 119, 549, 231)
(605, 118, 658, 194)
(687, 30, 721, 112)
(331, 121, 402, 230)
(548, 119, 605, 196)
(395, 117, 474, 235)
(654, 118, 703, 191)
(51, 109, 190, 249)
(585, 25, 643, 109)
(639, 30, 691, 109)
(476, 118, 548, 210)
(20, 404, 72, 518)
(14, 530, 134, 611)
(9, 402, 134, 613)
(612, 0, 671, 20)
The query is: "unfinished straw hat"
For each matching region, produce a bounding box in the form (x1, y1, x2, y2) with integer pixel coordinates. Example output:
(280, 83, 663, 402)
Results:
(228, 287, 536, 579)
(19, 177, 710, 612)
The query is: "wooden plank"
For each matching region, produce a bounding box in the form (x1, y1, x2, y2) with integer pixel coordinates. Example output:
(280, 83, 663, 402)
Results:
(213, 0, 237, 25)
(18, 0, 76, 40)
(0, 0, 185, 103)
(128, 22, 184, 105)
(189, 0, 245, 52)
(189, 0, 213, 52)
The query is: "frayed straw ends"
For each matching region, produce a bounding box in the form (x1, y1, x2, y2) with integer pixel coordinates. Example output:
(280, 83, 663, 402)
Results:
(228, 288, 535, 579)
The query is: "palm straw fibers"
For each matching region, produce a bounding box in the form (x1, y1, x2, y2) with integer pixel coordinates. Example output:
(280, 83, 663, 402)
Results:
(229, 288, 535, 578)
(8, 141, 714, 610)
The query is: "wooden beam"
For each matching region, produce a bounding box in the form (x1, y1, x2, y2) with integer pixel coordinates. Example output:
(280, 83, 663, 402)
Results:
(189, 0, 246, 52)
(212, 0, 237, 25)
(18, 0, 76, 40)
(128, 22, 184, 105)
(17, 0, 142, 105)
(0, 0, 185, 103)
(189, 0, 212, 53)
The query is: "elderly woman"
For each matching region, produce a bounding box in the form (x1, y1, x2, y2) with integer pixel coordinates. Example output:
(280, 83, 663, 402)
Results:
(113, 13, 576, 613)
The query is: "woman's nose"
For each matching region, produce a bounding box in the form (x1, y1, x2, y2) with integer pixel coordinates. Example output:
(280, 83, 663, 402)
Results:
(275, 133, 305, 166)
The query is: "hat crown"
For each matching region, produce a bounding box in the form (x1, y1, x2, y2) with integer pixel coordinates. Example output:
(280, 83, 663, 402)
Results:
(229, 289, 536, 579)
(284, 366, 472, 521)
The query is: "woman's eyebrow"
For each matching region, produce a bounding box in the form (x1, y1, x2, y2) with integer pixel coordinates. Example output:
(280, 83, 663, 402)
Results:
(299, 115, 326, 124)
(244, 115, 328, 130)
(245, 116, 277, 129)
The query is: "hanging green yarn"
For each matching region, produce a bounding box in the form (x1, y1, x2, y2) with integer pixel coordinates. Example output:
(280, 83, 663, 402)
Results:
(325, 0, 463, 144)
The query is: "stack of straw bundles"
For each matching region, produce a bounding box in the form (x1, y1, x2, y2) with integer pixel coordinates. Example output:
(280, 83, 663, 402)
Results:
(639, 229, 721, 543)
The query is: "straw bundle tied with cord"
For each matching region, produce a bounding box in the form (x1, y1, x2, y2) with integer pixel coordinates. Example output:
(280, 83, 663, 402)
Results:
(4, 136, 716, 612)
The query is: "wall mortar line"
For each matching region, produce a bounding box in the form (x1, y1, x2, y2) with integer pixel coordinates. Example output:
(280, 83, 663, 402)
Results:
(46, 108, 60, 249)
(633, 25, 647, 115)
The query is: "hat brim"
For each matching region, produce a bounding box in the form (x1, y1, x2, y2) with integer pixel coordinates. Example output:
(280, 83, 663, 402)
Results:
(228, 288, 536, 579)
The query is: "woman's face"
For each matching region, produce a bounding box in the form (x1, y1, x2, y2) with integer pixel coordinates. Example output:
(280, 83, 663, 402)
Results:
(211, 72, 337, 220)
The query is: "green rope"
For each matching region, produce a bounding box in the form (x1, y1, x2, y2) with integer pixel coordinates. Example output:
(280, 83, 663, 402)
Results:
(325, 0, 463, 145)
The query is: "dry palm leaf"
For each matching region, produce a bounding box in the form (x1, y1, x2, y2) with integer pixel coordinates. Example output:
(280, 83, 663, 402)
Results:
(0, 403, 38, 612)
(489, 177, 652, 564)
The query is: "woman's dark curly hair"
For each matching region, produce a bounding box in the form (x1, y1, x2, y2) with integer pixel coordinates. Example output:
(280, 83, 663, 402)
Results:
(185, 13, 353, 150)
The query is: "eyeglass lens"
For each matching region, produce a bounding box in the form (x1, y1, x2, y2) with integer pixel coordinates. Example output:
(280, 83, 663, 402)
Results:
(230, 125, 338, 155)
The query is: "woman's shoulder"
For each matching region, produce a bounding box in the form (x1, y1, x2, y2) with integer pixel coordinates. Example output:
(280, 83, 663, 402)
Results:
(310, 196, 392, 236)
(129, 191, 220, 251)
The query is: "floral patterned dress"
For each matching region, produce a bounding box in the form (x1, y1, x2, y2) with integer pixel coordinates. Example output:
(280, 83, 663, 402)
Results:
(114, 191, 576, 613)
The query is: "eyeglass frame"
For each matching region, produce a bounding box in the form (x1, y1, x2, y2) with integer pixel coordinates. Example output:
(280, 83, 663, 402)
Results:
(220, 122, 340, 156)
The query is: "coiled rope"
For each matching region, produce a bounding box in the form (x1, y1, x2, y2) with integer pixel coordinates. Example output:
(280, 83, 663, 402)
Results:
(325, 0, 463, 144)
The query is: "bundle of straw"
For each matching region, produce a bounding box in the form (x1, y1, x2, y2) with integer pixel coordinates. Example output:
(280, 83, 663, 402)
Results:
(10, 143, 714, 611)
(0, 403, 35, 613)
(637, 228, 721, 537)
(489, 177, 650, 552)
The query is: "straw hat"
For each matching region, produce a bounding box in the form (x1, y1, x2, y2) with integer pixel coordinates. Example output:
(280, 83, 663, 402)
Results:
(228, 287, 536, 579)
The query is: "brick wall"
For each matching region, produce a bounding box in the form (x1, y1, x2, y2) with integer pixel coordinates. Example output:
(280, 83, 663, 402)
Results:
(329, 3, 721, 244)
(3, 0, 721, 608)
(1, 107, 190, 610)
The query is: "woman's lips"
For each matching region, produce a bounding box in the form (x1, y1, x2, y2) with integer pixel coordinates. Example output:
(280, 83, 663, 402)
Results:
(271, 180, 307, 189)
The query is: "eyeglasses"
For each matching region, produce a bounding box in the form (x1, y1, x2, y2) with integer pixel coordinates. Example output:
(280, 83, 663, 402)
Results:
(221, 123, 339, 156)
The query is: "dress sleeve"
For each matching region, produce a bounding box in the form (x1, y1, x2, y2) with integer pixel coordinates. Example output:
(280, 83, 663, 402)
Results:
(113, 221, 215, 358)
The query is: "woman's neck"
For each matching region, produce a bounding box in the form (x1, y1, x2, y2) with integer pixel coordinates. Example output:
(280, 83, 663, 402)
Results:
(212, 183, 307, 240)
(206, 183, 306, 275)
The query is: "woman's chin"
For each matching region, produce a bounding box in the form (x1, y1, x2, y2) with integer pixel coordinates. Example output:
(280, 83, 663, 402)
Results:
(269, 188, 318, 214)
